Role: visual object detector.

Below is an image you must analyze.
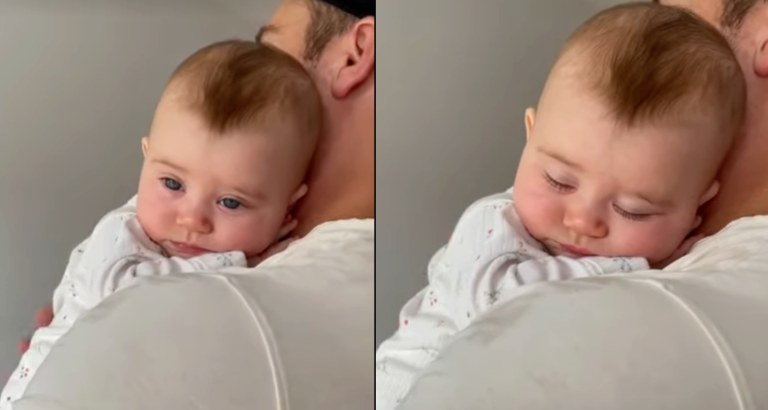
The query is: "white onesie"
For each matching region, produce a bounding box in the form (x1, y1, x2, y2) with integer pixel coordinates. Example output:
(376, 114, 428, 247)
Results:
(375, 189, 650, 410)
(1, 196, 246, 405)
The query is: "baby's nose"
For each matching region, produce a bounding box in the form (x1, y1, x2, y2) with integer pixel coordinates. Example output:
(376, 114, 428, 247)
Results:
(176, 208, 212, 234)
(563, 208, 607, 239)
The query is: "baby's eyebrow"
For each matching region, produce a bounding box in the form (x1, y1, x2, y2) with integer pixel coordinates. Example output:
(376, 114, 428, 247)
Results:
(231, 187, 268, 203)
(627, 191, 673, 208)
(152, 158, 186, 173)
(536, 146, 582, 171)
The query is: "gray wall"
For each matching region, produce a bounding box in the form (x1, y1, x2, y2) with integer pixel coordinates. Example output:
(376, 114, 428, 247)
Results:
(376, 0, 620, 345)
(0, 0, 271, 374)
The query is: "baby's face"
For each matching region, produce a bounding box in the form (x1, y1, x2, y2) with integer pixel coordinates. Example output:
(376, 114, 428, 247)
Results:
(136, 104, 302, 259)
(514, 90, 720, 265)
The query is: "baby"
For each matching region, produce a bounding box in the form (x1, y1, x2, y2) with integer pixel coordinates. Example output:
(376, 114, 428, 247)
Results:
(1, 40, 322, 404)
(376, 3, 746, 409)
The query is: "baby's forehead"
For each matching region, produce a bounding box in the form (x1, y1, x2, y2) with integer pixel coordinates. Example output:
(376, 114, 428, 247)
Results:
(537, 130, 717, 198)
(147, 143, 274, 198)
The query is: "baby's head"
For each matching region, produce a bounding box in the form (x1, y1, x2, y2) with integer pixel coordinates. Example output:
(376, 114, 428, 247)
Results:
(136, 40, 322, 258)
(513, 2, 746, 265)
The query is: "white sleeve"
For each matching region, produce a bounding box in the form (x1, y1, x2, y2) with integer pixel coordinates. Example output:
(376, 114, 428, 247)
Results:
(375, 197, 648, 410)
(0, 241, 89, 406)
(0, 205, 246, 406)
(75, 211, 246, 298)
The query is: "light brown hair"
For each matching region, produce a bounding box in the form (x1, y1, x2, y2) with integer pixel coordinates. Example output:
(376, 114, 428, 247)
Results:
(168, 40, 322, 159)
(559, 2, 745, 137)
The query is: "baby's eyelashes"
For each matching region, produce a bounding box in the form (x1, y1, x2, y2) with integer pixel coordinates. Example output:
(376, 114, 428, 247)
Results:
(219, 198, 242, 210)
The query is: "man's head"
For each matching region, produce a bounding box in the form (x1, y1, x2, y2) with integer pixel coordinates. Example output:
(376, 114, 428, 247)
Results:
(657, 0, 768, 234)
(255, 0, 375, 233)
(137, 41, 321, 258)
(653, 0, 763, 30)
(513, 3, 746, 265)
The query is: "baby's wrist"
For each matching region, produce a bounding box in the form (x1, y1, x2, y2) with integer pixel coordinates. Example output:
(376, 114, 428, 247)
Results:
(624, 256, 650, 271)
(226, 251, 247, 267)
(589, 256, 649, 273)
(205, 251, 247, 268)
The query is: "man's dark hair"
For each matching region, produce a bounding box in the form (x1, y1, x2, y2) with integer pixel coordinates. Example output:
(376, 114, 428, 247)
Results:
(651, 0, 763, 30)
(721, 0, 764, 28)
(303, 0, 360, 61)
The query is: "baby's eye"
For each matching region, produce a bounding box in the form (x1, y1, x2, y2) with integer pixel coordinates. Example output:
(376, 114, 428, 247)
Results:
(220, 198, 242, 210)
(544, 173, 573, 192)
(613, 204, 651, 221)
(162, 178, 182, 191)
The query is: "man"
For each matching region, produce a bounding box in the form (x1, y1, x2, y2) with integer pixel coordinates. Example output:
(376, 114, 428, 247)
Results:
(383, 1, 768, 409)
(655, 0, 768, 237)
(11, 0, 374, 409)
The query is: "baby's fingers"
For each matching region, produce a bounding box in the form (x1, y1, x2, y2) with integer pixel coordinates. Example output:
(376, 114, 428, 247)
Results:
(278, 218, 298, 239)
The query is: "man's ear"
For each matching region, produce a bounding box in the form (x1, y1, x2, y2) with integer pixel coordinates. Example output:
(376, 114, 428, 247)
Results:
(753, 9, 768, 78)
(141, 137, 149, 157)
(753, 32, 768, 77)
(699, 180, 719, 206)
(524, 108, 536, 140)
(331, 17, 374, 99)
(289, 184, 308, 206)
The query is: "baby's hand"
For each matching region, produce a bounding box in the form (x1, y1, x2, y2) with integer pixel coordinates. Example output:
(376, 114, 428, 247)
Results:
(277, 213, 298, 240)
(652, 234, 704, 269)
(248, 236, 298, 267)
(247, 214, 300, 267)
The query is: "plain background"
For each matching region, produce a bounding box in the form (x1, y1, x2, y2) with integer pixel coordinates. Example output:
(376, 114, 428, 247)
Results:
(376, 0, 630, 346)
(0, 0, 277, 375)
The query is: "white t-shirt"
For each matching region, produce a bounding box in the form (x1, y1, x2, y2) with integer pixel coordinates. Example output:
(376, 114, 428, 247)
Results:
(9, 217, 374, 410)
(2, 196, 247, 405)
(396, 213, 768, 410)
(375, 189, 649, 409)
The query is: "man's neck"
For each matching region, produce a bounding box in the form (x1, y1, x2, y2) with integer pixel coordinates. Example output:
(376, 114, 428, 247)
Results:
(700, 125, 768, 235)
(293, 182, 373, 237)
(292, 118, 374, 237)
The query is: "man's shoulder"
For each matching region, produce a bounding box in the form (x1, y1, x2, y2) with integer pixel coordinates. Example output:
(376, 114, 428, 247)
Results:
(257, 218, 374, 272)
(15, 218, 374, 410)
(666, 215, 768, 272)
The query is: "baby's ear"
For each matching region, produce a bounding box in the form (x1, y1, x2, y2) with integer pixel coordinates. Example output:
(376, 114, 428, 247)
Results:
(141, 137, 149, 157)
(524, 108, 536, 140)
(699, 180, 720, 206)
(289, 184, 309, 206)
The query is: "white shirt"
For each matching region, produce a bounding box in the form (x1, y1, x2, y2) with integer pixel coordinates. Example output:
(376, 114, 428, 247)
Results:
(9, 217, 374, 410)
(1, 196, 246, 405)
(375, 190, 649, 410)
(396, 214, 768, 410)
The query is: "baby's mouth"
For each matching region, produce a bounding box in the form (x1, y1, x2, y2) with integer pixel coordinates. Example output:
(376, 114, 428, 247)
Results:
(549, 241, 595, 258)
(165, 241, 210, 257)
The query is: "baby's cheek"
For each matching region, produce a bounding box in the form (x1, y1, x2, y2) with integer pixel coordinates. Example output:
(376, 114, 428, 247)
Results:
(515, 187, 562, 239)
(136, 194, 170, 243)
(217, 212, 283, 256)
(615, 221, 688, 262)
